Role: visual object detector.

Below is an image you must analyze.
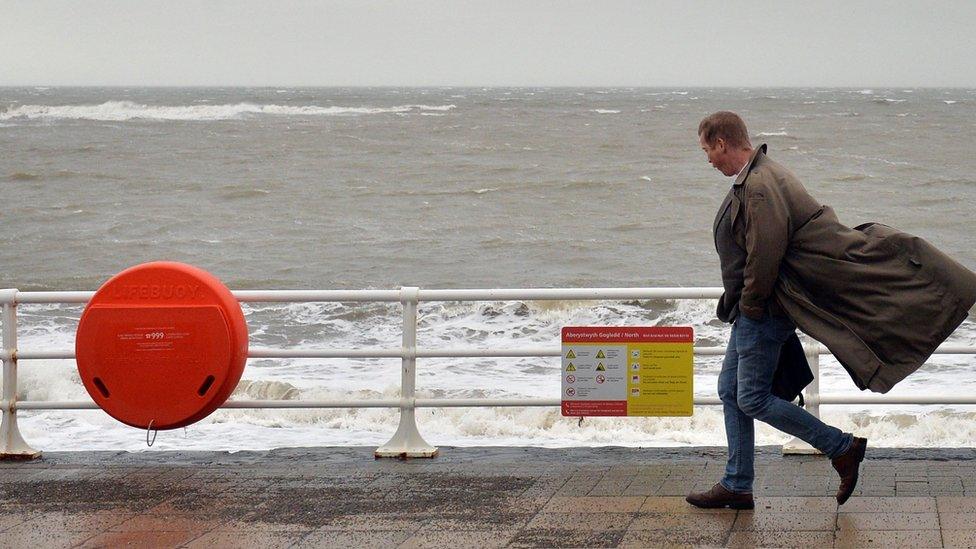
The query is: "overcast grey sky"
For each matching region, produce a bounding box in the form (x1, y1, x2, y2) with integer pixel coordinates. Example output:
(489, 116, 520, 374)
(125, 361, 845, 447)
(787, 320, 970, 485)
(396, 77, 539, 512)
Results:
(3, 1, 975, 87)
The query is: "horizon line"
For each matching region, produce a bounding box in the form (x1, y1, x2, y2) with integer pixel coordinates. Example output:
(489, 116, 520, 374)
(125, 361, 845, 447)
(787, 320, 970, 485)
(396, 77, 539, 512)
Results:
(2, 84, 975, 90)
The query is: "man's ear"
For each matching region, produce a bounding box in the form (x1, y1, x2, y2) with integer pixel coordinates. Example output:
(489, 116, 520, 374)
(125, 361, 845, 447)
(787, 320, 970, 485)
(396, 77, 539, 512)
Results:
(715, 137, 726, 153)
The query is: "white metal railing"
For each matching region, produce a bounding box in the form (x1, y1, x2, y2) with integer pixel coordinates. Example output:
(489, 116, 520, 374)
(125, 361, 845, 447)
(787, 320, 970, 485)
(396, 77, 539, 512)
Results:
(1, 286, 974, 459)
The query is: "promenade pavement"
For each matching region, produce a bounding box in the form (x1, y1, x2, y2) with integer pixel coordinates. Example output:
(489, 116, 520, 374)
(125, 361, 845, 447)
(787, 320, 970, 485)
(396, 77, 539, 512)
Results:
(1, 446, 975, 548)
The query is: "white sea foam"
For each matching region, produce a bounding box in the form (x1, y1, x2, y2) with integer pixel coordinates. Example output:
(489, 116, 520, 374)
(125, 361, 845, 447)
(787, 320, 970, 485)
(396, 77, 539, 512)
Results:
(944, 100, 958, 105)
(20, 386, 976, 451)
(0, 101, 457, 121)
(11, 296, 976, 451)
(756, 131, 789, 136)
(591, 109, 621, 114)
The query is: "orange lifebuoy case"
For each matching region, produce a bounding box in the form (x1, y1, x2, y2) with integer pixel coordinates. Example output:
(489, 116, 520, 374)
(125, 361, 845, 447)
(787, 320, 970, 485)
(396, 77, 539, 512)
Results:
(76, 262, 248, 430)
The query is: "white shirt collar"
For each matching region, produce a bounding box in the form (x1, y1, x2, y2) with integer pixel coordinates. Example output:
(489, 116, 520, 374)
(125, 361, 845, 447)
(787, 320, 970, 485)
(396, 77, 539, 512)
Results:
(731, 160, 748, 185)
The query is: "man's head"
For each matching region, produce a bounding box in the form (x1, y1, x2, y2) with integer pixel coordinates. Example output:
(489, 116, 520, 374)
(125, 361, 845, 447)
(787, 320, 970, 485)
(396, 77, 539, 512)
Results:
(698, 111, 753, 177)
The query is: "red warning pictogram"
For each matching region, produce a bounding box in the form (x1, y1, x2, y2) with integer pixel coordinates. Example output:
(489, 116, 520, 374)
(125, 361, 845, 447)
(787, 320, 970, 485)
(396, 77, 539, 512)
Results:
(75, 261, 248, 430)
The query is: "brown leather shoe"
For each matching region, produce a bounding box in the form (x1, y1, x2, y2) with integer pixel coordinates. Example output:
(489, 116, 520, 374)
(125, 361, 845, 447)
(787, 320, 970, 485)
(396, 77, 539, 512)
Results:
(686, 483, 754, 510)
(832, 436, 867, 505)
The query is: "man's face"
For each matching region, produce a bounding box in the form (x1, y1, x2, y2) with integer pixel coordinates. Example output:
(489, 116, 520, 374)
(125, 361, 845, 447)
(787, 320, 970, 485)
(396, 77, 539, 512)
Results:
(699, 134, 736, 177)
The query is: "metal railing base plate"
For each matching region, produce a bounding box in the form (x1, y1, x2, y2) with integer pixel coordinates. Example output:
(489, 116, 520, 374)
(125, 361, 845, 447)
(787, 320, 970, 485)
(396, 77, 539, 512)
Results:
(0, 450, 42, 461)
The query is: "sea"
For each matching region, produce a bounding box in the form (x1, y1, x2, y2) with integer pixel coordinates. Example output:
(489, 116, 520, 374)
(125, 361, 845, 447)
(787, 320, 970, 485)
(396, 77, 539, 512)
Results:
(1, 87, 974, 452)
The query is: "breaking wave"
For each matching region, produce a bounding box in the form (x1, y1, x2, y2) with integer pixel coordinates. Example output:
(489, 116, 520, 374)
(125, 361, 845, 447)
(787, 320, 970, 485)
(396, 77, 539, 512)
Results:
(0, 101, 457, 122)
(11, 298, 976, 451)
(6, 172, 41, 181)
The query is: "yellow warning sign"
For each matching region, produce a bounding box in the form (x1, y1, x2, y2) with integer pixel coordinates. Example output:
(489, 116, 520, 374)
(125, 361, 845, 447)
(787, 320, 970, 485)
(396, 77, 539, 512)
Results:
(561, 327, 694, 417)
(625, 341, 693, 416)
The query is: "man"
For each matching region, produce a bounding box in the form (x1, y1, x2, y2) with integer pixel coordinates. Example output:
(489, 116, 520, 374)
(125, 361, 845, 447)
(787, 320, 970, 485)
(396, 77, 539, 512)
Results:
(687, 111, 976, 510)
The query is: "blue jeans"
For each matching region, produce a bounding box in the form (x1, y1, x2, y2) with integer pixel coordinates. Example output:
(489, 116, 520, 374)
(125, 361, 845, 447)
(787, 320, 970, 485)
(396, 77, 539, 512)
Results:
(718, 311, 853, 493)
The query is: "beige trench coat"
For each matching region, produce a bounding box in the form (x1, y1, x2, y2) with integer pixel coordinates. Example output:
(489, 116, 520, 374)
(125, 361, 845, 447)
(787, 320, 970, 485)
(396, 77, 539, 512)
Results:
(728, 145, 976, 393)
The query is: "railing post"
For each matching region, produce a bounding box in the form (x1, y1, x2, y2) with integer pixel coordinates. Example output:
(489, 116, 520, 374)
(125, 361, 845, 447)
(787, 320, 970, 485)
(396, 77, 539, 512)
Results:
(375, 286, 437, 458)
(783, 339, 823, 455)
(0, 289, 41, 460)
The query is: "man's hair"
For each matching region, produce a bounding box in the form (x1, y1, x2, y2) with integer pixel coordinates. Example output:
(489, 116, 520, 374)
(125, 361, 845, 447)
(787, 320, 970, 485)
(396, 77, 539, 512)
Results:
(698, 111, 751, 149)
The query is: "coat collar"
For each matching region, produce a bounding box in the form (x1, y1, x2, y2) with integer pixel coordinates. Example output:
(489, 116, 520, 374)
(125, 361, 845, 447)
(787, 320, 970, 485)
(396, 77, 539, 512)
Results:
(732, 143, 767, 187)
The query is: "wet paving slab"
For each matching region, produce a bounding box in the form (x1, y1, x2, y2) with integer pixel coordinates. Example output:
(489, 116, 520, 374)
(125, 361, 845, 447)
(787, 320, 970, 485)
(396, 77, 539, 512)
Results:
(0, 446, 974, 547)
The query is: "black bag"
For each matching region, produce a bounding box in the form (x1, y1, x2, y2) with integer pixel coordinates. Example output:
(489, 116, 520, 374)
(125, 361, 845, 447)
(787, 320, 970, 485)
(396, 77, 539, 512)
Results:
(771, 332, 813, 406)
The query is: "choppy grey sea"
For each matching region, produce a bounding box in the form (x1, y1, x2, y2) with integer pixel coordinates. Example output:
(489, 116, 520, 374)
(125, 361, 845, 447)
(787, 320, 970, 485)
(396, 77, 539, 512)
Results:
(1, 87, 974, 451)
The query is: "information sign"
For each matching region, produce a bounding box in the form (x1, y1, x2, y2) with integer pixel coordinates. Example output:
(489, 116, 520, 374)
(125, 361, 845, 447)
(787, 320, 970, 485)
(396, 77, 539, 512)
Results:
(561, 326, 693, 417)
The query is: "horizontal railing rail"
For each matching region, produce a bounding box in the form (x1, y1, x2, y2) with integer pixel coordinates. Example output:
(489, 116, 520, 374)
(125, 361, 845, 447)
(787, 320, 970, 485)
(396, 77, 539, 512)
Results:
(1, 287, 974, 459)
(9, 343, 976, 361)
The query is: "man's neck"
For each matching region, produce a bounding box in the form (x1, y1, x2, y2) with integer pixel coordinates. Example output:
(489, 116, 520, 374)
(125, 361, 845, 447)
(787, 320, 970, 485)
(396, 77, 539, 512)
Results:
(732, 149, 754, 178)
